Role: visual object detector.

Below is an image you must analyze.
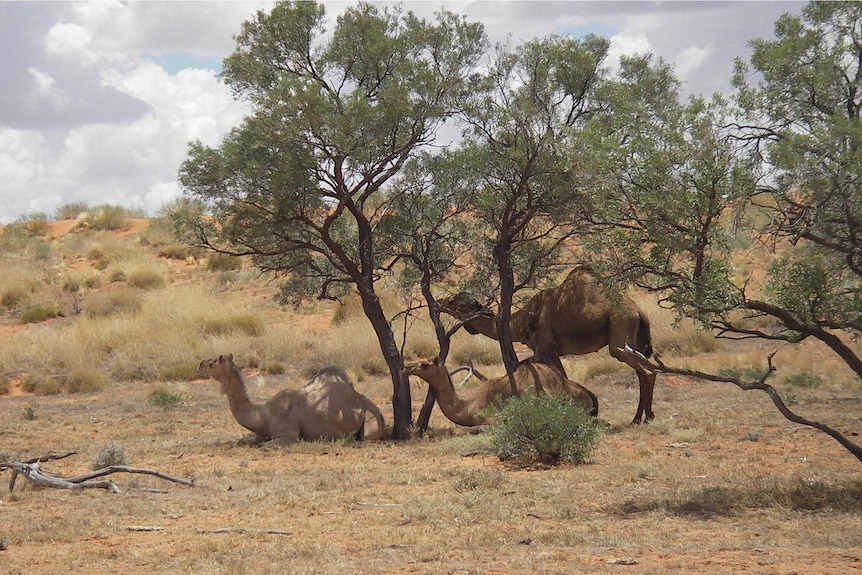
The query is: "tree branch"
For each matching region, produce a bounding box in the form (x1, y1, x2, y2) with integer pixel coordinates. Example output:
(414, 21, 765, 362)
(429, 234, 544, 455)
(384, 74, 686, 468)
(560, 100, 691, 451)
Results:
(618, 345, 862, 465)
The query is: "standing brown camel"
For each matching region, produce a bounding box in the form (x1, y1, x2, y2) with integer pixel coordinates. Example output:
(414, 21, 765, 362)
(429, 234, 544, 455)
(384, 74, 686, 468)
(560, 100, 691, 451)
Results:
(439, 266, 657, 424)
(199, 354, 386, 445)
(402, 356, 598, 427)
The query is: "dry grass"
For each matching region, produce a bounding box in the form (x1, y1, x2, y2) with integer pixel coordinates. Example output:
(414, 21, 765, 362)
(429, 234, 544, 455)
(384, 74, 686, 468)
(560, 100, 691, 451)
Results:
(1, 217, 861, 574)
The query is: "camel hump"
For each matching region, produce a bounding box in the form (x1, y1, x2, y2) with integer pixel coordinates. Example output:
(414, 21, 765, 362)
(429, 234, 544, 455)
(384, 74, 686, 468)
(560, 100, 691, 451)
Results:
(311, 366, 353, 385)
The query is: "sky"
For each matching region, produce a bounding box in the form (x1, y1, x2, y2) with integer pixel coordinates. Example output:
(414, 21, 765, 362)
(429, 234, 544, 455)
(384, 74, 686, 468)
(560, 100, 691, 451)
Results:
(0, 1, 806, 225)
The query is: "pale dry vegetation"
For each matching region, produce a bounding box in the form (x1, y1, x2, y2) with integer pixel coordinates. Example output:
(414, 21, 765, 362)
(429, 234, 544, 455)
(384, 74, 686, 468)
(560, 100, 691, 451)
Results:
(0, 215, 860, 574)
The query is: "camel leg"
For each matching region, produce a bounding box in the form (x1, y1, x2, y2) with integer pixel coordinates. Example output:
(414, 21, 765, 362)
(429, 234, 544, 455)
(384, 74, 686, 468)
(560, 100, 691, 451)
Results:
(608, 337, 656, 424)
(353, 420, 365, 442)
(631, 367, 656, 424)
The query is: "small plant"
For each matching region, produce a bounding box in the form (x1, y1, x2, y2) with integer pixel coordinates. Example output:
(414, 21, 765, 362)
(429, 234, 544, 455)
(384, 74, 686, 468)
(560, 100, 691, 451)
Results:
(157, 244, 190, 260)
(148, 386, 183, 409)
(127, 267, 165, 290)
(159, 362, 200, 382)
(0, 374, 10, 396)
(20, 303, 61, 324)
(84, 288, 143, 318)
(55, 202, 90, 220)
(92, 440, 127, 470)
(22, 406, 36, 421)
(783, 372, 822, 389)
(207, 252, 243, 272)
(453, 468, 506, 492)
(490, 393, 604, 466)
(65, 368, 107, 393)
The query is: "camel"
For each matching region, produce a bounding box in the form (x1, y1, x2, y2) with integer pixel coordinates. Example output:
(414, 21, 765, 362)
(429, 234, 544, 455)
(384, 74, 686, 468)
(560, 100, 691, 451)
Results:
(402, 356, 598, 427)
(199, 354, 386, 445)
(439, 266, 657, 423)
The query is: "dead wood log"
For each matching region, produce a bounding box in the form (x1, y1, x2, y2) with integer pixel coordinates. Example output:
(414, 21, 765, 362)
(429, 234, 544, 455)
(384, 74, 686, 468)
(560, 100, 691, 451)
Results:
(0, 453, 194, 494)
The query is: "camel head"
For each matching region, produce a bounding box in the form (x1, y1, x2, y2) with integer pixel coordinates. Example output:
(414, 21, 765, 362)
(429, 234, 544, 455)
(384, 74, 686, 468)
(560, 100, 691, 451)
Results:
(402, 356, 454, 393)
(438, 293, 494, 335)
(199, 354, 239, 394)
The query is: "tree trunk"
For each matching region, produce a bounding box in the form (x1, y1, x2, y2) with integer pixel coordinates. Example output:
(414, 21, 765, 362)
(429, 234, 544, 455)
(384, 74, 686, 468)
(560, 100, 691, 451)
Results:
(495, 243, 520, 393)
(359, 286, 412, 439)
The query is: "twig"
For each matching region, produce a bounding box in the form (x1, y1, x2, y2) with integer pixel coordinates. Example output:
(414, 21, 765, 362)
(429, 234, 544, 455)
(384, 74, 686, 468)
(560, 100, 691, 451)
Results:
(196, 528, 292, 536)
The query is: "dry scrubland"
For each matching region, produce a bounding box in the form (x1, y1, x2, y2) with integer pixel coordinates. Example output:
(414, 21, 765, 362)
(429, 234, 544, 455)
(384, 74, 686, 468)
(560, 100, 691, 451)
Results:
(1, 214, 861, 574)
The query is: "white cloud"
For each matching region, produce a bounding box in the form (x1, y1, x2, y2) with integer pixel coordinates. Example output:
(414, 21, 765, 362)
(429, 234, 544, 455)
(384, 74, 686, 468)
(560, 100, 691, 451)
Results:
(27, 67, 71, 112)
(675, 44, 715, 82)
(44, 22, 96, 64)
(607, 29, 653, 70)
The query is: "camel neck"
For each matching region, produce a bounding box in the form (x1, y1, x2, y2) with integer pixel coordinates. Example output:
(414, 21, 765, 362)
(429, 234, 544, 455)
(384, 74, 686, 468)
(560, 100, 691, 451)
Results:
(428, 369, 489, 427)
(221, 368, 268, 437)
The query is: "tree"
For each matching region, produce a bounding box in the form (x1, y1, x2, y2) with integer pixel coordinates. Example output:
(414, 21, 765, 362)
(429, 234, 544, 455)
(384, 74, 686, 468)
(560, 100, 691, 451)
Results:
(178, 1, 486, 439)
(730, 2, 862, 375)
(580, 3, 862, 462)
(453, 35, 611, 378)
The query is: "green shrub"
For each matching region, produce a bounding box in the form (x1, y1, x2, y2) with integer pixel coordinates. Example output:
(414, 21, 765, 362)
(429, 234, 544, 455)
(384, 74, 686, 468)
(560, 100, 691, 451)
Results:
(27, 240, 52, 261)
(207, 252, 243, 272)
(157, 244, 190, 260)
(490, 393, 604, 466)
(80, 206, 130, 231)
(159, 362, 200, 382)
(22, 406, 36, 421)
(198, 313, 265, 337)
(107, 268, 126, 282)
(0, 223, 32, 252)
(1, 285, 29, 309)
(84, 288, 143, 318)
(65, 368, 107, 393)
(127, 268, 165, 290)
(33, 377, 61, 396)
(148, 386, 183, 408)
(20, 303, 61, 324)
(783, 372, 822, 389)
(261, 360, 286, 375)
(55, 202, 90, 220)
(91, 441, 127, 470)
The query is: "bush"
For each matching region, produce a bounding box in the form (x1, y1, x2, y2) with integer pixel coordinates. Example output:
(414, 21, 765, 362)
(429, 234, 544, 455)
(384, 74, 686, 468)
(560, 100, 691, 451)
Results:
(148, 386, 183, 408)
(65, 368, 107, 393)
(783, 372, 822, 388)
(80, 205, 130, 231)
(91, 441, 127, 470)
(490, 393, 604, 466)
(207, 252, 243, 272)
(55, 202, 90, 220)
(159, 362, 200, 382)
(0, 374, 10, 396)
(157, 244, 190, 260)
(127, 267, 165, 290)
(20, 303, 61, 324)
(84, 288, 143, 318)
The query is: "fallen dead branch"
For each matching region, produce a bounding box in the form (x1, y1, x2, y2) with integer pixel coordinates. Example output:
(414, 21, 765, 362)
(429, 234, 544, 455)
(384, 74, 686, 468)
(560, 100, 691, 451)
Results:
(196, 528, 292, 536)
(0, 452, 195, 494)
(620, 345, 862, 464)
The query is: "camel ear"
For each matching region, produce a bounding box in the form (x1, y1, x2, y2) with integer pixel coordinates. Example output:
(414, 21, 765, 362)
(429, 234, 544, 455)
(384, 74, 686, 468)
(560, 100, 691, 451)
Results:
(433, 356, 442, 366)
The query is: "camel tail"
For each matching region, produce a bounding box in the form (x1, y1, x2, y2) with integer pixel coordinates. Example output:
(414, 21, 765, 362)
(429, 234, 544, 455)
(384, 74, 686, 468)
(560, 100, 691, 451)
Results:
(637, 311, 653, 359)
(586, 389, 599, 418)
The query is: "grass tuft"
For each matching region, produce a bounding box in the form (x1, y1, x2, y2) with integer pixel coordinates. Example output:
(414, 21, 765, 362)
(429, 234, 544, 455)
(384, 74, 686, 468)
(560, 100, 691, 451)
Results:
(91, 440, 127, 470)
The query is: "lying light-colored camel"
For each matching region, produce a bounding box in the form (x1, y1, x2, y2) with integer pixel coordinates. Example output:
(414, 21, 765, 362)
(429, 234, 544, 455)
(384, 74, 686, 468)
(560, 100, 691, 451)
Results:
(402, 356, 598, 427)
(440, 266, 657, 423)
(199, 354, 386, 445)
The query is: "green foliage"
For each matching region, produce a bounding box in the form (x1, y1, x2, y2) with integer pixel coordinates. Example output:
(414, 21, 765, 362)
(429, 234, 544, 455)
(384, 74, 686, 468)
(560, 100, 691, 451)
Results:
(126, 268, 165, 290)
(22, 406, 36, 421)
(197, 313, 264, 337)
(20, 303, 61, 324)
(782, 372, 822, 389)
(206, 253, 243, 272)
(65, 368, 107, 393)
(91, 441, 127, 470)
(490, 393, 603, 465)
(148, 386, 184, 408)
(84, 288, 143, 318)
(79, 205, 132, 231)
(55, 202, 90, 220)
